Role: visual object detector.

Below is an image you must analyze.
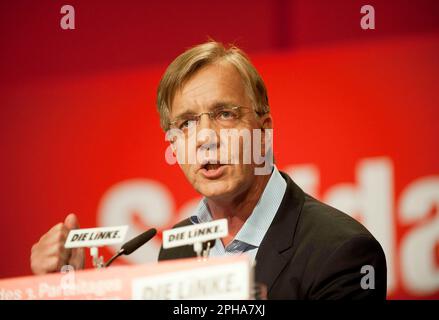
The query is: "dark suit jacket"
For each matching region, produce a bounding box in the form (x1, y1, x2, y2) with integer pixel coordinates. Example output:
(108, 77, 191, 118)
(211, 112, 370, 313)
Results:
(158, 172, 387, 300)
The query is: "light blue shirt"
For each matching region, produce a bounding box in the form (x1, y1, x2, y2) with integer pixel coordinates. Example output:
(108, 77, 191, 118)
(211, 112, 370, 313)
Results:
(190, 165, 287, 262)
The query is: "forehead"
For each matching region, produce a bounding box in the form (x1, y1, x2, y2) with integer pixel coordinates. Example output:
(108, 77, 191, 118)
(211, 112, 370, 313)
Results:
(170, 62, 251, 117)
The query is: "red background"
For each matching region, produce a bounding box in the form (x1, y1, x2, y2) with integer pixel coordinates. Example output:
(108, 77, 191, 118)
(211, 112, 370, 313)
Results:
(0, 0, 438, 299)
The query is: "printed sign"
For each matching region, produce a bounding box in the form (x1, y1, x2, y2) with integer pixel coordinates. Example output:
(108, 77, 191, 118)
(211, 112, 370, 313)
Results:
(162, 219, 228, 249)
(65, 225, 128, 248)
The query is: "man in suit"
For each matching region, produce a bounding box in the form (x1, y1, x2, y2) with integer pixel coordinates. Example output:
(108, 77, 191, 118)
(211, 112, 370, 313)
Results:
(157, 40, 386, 299)
(30, 40, 386, 299)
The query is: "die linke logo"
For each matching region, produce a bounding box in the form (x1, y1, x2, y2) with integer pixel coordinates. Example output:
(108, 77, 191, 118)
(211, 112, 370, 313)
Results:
(163, 219, 228, 249)
(65, 226, 128, 248)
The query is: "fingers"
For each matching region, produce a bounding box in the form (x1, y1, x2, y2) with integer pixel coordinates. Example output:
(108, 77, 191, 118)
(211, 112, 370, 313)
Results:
(30, 243, 64, 275)
(33, 255, 66, 275)
(39, 223, 71, 257)
(30, 214, 84, 275)
(30, 225, 70, 274)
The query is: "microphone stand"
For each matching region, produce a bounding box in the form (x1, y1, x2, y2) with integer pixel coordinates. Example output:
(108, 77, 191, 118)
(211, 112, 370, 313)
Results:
(104, 248, 125, 268)
(90, 247, 104, 269)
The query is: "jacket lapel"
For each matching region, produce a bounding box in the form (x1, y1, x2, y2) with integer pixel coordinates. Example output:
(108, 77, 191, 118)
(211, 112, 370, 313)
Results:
(254, 172, 305, 294)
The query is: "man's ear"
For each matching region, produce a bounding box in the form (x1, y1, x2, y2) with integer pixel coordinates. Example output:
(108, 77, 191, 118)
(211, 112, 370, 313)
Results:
(259, 113, 273, 131)
(257, 112, 273, 161)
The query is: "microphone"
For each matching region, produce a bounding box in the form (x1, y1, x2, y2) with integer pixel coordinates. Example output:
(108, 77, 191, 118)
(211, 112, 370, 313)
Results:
(104, 228, 157, 267)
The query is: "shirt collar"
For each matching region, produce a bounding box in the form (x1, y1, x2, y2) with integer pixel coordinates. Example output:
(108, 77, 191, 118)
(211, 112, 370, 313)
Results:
(190, 165, 287, 248)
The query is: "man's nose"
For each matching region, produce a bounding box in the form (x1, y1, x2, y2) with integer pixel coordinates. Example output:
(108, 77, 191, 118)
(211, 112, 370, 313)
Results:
(197, 113, 214, 130)
(195, 114, 219, 149)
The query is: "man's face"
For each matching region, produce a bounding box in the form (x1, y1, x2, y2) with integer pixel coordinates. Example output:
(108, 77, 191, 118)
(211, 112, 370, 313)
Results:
(169, 62, 271, 201)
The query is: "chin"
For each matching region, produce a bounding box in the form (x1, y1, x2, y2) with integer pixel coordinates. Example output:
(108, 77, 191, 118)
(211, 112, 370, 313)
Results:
(197, 180, 234, 199)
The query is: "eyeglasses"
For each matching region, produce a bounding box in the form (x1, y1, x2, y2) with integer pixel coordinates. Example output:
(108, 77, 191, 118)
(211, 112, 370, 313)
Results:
(168, 105, 251, 132)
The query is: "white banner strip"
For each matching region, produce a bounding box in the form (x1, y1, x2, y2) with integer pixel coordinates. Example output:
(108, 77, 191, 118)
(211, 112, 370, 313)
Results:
(132, 256, 251, 300)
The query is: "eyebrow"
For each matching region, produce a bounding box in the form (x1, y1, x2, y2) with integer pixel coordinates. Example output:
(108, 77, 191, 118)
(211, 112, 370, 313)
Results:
(172, 100, 238, 119)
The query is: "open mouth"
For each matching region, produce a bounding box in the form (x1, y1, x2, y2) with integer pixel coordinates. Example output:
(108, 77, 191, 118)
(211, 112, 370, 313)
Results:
(199, 162, 226, 178)
(203, 163, 223, 171)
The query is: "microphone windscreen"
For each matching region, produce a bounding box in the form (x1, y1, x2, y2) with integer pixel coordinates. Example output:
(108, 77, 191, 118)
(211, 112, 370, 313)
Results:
(121, 228, 157, 255)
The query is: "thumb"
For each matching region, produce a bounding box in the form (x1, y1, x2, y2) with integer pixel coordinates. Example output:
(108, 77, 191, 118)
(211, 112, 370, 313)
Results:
(64, 213, 80, 230)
